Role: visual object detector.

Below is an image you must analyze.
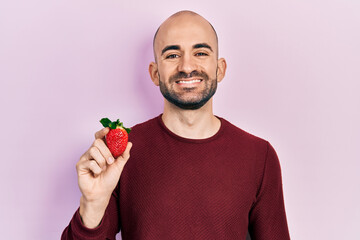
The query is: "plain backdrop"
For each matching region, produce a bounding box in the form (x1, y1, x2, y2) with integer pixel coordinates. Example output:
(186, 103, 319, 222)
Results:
(1, 0, 359, 239)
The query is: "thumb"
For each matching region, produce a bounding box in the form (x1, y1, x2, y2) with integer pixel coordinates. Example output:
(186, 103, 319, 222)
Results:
(113, 142, 133, 172)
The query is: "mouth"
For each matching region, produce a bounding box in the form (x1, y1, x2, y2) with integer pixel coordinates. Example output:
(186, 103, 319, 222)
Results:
(175, 79, 203, 84)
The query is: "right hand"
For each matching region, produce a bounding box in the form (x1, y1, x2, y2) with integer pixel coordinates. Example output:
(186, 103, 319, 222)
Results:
(76, 127, 132, 227)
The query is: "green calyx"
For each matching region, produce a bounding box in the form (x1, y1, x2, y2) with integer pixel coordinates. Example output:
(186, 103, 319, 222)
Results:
(100, 118, 131, 134)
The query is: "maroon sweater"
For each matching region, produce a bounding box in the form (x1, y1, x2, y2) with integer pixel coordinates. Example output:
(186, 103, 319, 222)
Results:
(62, 115, 290, 239)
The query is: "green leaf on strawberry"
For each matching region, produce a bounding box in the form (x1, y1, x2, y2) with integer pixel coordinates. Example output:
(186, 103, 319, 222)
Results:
(100, 118, 112, 128)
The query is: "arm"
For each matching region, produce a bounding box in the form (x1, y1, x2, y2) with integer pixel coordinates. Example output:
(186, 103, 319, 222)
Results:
(61, 128, 132, 239)
(61, 184, 121, 240)
(248, 142, 290, 240)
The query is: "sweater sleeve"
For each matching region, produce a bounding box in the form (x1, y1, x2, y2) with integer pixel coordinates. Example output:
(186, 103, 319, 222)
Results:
(248, 142, 290, 240)
(61, 185, 121, 240)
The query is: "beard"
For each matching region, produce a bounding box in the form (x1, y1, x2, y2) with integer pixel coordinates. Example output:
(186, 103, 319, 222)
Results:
(158, 70, 218, 110)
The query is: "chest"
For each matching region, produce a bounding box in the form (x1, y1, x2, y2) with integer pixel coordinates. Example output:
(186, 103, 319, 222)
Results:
(119, 142, 258, 223)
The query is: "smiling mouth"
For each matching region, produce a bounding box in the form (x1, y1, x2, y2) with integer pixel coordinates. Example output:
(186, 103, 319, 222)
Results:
(175, 79, 203, 84)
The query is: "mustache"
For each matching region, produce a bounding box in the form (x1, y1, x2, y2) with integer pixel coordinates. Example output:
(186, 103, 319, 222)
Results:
(169, 71, 209, 82)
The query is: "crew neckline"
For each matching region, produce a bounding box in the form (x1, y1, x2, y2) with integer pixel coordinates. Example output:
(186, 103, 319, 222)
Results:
(156, 114, 226, 143)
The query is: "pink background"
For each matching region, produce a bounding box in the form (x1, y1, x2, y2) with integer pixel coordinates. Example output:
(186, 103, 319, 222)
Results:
(1, 0, 359, 239)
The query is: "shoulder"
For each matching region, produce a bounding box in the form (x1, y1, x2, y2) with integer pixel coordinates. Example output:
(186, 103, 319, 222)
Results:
(130, 116, 158, 132)
(127, 115, 161, 142)
(220, 117, 269, 152)
(221, 118, 281, 171)
(219, 118, 281, 184)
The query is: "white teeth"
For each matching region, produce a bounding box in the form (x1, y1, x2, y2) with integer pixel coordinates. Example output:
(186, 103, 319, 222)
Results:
(178, 79, 201, 84)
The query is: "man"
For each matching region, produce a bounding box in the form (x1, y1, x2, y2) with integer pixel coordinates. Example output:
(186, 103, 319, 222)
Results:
(62, 10, 290, 240)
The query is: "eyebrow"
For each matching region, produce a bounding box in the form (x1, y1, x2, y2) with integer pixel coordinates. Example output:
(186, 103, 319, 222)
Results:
(161, 43, 213, 56)
(193, 43, 213, 52)
(161, 45, 180, 56)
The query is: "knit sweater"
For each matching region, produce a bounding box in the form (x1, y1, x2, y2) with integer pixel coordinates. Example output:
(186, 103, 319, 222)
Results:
(62, 115, 290, 240)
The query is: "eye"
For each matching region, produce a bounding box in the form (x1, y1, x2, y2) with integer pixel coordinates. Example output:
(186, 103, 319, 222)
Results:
(166, 54, 180, 59)
(195, 52, 208, 56)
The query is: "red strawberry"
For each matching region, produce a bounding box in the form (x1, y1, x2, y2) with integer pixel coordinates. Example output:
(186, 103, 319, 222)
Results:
(100, 118, 131, 158)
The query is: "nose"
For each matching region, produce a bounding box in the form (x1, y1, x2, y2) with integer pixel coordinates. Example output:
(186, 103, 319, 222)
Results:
(177, 54, 197, 74)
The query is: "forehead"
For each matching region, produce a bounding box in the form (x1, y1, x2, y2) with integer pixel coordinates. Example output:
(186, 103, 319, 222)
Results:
(154, 15, 217, 53)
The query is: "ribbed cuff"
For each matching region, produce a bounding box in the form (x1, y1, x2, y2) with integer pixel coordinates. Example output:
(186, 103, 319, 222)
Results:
(71, 208, 106, 239)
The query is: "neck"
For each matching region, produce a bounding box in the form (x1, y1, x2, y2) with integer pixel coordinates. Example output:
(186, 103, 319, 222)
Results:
(161, 98, 221, 139)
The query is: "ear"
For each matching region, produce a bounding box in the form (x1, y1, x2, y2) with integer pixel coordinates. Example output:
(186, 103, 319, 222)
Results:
(216, 58, 227, 83)
(149, 62, 160, 86)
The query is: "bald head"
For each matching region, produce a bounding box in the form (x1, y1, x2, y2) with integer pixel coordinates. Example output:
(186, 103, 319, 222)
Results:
(148, 11, 227, 110)
(153, 11, 219, 61)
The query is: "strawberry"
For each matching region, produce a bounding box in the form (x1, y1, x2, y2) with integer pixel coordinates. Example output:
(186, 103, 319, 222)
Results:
(100, 118, 131, 158)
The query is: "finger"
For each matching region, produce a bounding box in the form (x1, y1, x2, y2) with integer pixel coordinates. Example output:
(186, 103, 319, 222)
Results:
(119, 142, 132, 161)
(76, 155, 88, 173)
(95, 127, 109, 139)
(93, 138, 115, 165)
(87, 160, 103, 177)
(76, 156, 102, 177)
(88, 146, 106, 169)
(115, 142, 133, 169)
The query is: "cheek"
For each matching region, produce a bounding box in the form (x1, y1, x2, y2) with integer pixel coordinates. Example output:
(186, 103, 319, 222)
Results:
(158, 63, 178, 78)
(205, 63, 218, 77)
(198, 58, 217, 71)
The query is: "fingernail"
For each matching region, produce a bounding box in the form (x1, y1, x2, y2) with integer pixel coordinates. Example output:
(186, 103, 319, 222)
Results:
(108, 157, 114, 164)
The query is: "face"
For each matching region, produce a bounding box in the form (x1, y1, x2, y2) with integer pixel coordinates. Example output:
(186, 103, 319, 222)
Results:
(150, 13, 226, 110)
